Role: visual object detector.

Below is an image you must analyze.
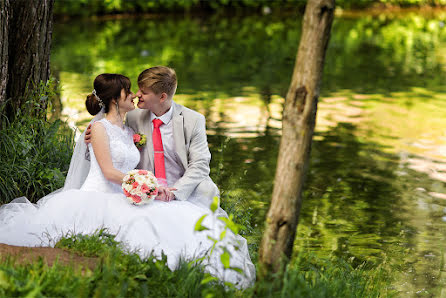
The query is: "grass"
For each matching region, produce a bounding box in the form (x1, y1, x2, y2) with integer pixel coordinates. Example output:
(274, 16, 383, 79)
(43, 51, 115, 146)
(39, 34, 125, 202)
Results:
(0, 230, 234, 297)
(0, 81, 75, 204)
(0, 230, 393, 297)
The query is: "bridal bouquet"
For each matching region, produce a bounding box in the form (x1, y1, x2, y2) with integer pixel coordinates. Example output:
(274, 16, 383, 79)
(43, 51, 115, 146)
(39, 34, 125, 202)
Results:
(122, 170, 159, 205)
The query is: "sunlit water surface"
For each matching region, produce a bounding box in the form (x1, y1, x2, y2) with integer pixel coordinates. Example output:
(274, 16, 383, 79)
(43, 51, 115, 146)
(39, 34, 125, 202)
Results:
(51, 11, 446, 296)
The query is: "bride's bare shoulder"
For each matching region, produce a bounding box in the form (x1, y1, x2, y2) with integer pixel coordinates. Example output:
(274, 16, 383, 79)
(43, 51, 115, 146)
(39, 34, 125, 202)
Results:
(90, 121, 107, 137)
(91, 120, 106, 128)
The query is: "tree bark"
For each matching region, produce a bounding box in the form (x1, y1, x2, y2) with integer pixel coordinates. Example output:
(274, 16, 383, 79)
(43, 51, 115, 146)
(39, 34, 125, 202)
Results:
(0, 0, 9, 106)
(5, 0, 54, 120)
(259, 0, 335, 275)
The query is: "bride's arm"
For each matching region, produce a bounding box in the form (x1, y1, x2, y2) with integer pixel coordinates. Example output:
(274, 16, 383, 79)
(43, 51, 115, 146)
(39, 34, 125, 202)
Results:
(90, 122, 125, 185)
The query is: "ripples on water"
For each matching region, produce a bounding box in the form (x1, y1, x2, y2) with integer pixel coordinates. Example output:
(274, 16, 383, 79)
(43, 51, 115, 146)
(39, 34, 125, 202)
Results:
(51, 11, 446, 295)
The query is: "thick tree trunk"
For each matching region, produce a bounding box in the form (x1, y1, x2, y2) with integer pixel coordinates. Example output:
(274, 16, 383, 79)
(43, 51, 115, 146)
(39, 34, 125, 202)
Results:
(5, 0, 54, 120)
(259, 0, 335, 275)
(0, 0, 9, 106)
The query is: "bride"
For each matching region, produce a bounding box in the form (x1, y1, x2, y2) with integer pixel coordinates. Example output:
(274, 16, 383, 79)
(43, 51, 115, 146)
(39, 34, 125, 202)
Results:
(0, 73, 255, 288)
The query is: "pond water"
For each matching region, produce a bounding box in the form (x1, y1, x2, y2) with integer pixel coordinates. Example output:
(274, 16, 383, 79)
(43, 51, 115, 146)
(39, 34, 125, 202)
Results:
(51, 10, 446, 296)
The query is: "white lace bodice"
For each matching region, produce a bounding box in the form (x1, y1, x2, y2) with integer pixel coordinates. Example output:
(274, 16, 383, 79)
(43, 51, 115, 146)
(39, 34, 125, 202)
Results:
(81, 119, 140, 193)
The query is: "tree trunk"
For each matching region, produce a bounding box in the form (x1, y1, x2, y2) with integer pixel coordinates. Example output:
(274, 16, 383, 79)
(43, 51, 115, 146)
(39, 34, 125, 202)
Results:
(5, 0, 54, 120)
(259, 0, 335, 276)
(0, 0, 9, 107)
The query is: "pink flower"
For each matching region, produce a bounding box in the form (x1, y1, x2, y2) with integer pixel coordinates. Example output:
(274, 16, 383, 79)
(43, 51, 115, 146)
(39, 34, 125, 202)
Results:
(132, 182, 139, 189)
(133, 134, 141, 143)
(132, 194, 141, 203)
(151, 187, 159, 196)
(141, 183, 150, 193)
(123, 189, 130, 197)
(138, 170, 148, 175)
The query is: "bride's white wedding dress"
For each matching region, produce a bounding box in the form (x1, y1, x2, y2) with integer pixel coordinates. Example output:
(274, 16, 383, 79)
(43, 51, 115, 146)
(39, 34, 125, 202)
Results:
(0, 118, 255, 288)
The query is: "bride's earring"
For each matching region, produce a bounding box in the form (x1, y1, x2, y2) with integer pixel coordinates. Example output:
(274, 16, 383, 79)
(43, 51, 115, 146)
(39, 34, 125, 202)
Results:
(115, 101, 121, 120)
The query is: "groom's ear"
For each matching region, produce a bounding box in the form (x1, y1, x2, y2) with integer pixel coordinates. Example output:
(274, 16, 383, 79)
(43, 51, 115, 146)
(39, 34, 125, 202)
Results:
(159, 92, 168, 103)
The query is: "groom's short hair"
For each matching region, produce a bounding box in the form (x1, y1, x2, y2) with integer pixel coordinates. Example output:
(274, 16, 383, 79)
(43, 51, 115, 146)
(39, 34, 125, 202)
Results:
(138, 66, 177, 99)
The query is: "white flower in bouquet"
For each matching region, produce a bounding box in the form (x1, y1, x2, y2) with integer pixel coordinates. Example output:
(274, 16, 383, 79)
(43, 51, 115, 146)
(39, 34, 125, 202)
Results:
(135, 174, 147, 184)
(122, 170, 159, 205)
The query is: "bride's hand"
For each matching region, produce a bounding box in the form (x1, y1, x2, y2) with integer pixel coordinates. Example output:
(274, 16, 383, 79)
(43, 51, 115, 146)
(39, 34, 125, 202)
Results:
(155, 186, 177, 202)
(84, 124, 92, 144)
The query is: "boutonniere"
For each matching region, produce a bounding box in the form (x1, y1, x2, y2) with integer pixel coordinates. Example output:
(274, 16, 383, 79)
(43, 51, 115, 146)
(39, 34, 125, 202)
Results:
(133, 133, 147, 150)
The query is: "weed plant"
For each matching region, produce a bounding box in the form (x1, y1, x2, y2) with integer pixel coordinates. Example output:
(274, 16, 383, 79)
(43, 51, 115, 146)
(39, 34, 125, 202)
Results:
(0, 80, 75, 204)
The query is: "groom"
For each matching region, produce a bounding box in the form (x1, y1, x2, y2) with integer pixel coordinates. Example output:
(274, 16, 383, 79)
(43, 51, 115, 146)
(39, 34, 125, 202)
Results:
(127, 66, 219, 208)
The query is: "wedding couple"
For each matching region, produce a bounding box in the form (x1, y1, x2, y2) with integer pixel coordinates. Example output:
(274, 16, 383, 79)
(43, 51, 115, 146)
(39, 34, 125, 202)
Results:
(0, 66, 255, 288)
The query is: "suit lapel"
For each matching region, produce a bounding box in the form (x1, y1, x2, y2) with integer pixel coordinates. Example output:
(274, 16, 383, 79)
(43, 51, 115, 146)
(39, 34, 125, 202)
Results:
(172, 102, 188, 170)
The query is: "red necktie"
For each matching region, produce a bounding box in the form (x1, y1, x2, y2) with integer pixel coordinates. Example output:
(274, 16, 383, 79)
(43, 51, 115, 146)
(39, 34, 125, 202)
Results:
(152, 119, 167, 186)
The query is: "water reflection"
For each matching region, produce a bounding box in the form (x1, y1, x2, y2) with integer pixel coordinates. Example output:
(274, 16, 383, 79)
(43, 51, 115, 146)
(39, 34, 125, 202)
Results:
(51, 12, 446, 295)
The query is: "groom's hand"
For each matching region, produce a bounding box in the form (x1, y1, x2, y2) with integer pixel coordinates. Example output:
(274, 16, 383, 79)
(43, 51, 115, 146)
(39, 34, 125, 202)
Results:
(155, 186, 177, 202)
(84, 124, 92, 144)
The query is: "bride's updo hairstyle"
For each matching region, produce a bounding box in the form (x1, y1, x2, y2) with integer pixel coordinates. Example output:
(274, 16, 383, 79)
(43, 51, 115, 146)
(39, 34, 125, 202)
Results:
(86, 73, 131, 115)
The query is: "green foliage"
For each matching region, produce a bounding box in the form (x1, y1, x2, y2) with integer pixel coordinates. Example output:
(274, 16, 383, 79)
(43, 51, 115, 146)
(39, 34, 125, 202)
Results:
(0, 230, 392, 297)
(324, 14, 446, 93)
(194, 214, 210, 232)
(51, 12, 446, 113)
(55, 228, 122, 257)
(53, 0, 304, 16)
(254, 253, 394, 297)
(0, 80, 75, 204)
(210, 195, 220, 213)
(53, 0, 446, 16)
(193, 197, 247, 282)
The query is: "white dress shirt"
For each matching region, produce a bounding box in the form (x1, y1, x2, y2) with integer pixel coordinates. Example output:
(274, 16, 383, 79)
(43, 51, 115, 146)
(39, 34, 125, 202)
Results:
(151, 107, 183, 187)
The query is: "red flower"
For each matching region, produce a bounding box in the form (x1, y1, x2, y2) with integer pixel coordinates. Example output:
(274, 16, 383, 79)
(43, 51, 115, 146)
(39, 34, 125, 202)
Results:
(132, 194, 141, 203)
(124, 189, 130, 197)
(132, 182, 139, 189)
(133, 134, 141, 143)
(138, 170, 148, 175)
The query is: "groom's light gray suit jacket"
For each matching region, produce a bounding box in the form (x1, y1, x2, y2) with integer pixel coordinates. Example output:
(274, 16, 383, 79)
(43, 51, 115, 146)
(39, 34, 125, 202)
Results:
(126, 101, 219, 207)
